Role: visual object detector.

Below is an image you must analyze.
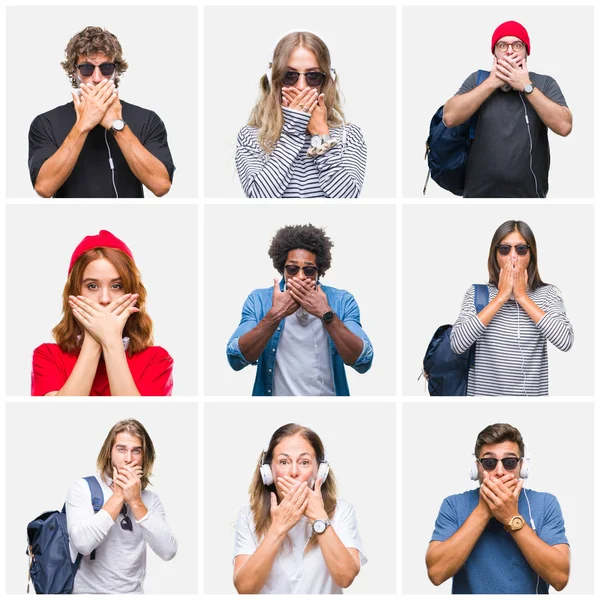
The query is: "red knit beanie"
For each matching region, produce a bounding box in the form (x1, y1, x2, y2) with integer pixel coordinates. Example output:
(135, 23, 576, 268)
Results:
(69, 230, 134, 274)
(491, 21, 530, 55)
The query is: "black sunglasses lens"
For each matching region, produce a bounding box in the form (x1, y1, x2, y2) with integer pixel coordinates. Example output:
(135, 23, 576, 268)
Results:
(306, 72, 325, 87)
(481, 458, 497, 470)
(497, 245, 511, 256)
(516, 245, 529, 256)
(99, 63, 116, 76)
(303, 266, 318, 276)
(503, 458, 519, 470)
(78, 63, 95, 77)
(282, 71, 300, 86)
(285, 265, 300, 276)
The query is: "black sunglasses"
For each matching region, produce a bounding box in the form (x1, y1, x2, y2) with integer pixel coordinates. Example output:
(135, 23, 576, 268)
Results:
(496, 244, 530, 256)
(120, 504, 133, 531)
(477, 457, 523, 471)
(284, 264, 318, 277)
(76, 62, 116, 77)
(281, 71, 326, 87)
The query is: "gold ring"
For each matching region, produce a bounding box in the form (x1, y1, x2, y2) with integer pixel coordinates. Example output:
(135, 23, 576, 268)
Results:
(298, 103, 305, 109)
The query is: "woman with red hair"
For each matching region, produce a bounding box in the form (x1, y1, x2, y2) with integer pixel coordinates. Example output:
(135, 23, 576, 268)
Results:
(31, 230, 173, 396)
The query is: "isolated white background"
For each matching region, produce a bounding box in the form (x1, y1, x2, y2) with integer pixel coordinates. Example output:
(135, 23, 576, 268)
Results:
(402, 401, 594, 594)
(402, 204, 594, 396)
(6, 204, 199, 396)
(402, 5, 594, 198)
(203, 5, 397, 198)
(6, 6, 198, 198)
(204, 203, 396, 396)
(5, 401, 198, 594)
(204, 401, 396, 594)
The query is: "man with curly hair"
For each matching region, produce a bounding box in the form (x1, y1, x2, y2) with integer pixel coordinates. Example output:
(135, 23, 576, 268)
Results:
(28, 26, 174, 198)
(227, 224, 373, 396)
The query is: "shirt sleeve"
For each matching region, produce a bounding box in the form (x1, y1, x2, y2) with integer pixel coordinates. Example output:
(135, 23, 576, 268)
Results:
(136, 492, 178, 561)
(541, 76, 568, 107)
(313, 123, 366, 198)
(336, 291, 373, 373)
(539, 493, 569, 547)
(535, 285, 574, 352)
(449, 285, 486, 354)
(140, 111, 176, 182)
(235, 108, 310, 198)
(233, 506, 258, 558)
(31, 344, 67, 396)
(66, 478, 115, 558)
(28, 115, 59, 187)
(455, 72, 478, 96)
(430, 496, 459, 542)
(226, 292, 262, 371)
(136, 347, 174, 396)
(333, 501, 367, 566)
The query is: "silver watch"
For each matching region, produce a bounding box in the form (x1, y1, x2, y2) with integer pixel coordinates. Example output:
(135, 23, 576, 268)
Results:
(310, 134, 332, 148)
(111, 119, 126, 132)
(523, 83, 534, 94)
(313, 518, 331, 534)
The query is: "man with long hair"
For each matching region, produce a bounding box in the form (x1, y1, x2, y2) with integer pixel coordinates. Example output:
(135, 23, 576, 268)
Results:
(426, 423, 570, 593)
(28, 26, 174, 198)
(65, 419, 177, 593)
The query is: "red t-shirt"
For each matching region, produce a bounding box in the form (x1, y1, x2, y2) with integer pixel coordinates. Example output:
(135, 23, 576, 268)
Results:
(31, 343, 174, 396)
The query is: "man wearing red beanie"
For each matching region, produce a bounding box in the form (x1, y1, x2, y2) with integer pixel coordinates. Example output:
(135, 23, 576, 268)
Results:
(443, 21, 572, 198)
(28, 26, 175, 198)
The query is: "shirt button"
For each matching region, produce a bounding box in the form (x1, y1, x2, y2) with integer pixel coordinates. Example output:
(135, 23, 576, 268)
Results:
(268, 389, 272, 393)
(277, 327, 281, 331)
(268, 369, 272, 372)
(272, 348, 275, 352)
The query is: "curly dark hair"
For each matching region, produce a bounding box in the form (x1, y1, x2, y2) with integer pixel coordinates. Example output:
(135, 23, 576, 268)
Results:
(61, 26, 128, 88)
(268, 224, 334, 277)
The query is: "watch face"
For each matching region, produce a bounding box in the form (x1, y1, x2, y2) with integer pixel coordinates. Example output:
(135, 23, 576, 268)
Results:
(314, 520, 326, 533)
(112, 119, 125, 131)
(512, 516, 525, 529)
(524, 84, 533, 94)
(323, 311, 334, 324)
(311, 135, 321, 148)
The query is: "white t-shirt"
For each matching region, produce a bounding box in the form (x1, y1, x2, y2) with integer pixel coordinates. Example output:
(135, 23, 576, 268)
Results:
(233, 499, 367, 594)
(273, 309, 335, 396)
(65, 473, 178, 594)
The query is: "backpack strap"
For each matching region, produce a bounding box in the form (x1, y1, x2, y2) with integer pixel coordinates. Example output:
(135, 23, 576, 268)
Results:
(468, 70, 491, 140)
(473, 283, 490, 313)
(83, 476, 104, 561)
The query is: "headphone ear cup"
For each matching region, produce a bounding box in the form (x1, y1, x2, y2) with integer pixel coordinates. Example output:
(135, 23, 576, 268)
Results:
(317, 462, 329, 484)
(260, 464, 273, 486)
(520, 457, 530, 479)
(469, 461, 479, 481)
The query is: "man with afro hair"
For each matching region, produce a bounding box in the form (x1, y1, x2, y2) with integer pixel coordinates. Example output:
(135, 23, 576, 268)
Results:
(227, 224, 373, 396)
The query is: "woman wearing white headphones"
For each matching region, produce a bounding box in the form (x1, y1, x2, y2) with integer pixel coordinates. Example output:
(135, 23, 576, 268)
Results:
(450, 220, 573, 396)
(235, 31, 367, 198)
(233, 423, 366, 593)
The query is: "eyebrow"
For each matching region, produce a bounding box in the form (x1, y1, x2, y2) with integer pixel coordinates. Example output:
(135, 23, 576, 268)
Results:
(286, 67, 320, 72)
(276, 452, 313, 459)
(482, 451, 518, 457)
(115, 444, 142, 450)
(287, 260, 316, 265)
(82, 277, 122, 283)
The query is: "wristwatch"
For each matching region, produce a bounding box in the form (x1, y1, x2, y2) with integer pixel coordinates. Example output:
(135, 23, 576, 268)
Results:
(322, 310, 335, 324)
(313, 518, 331, 534)
(311, 133, 332, 148)
(111, 119, 126, 132)
(523, 83, 535, 94)
(504, 515, 525, 532)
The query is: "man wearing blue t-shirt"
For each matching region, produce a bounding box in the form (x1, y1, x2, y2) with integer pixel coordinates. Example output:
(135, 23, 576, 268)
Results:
(426, 423, 570, 594)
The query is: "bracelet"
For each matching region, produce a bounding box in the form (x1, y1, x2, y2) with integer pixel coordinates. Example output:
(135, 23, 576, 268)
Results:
(307, 139, 339, 157)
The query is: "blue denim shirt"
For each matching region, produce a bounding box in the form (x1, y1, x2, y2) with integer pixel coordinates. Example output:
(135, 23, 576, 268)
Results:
(226, 280, 373, 396)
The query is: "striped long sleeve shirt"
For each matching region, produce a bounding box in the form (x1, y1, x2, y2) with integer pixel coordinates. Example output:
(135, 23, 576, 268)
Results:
(450, 284, 574, 396)
(235, 107, 367, 198)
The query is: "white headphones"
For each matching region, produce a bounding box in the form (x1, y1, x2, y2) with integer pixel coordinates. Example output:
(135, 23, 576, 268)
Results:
(259, 438, 329, 487)
(469, 455, 530, 480)
(265, 30, 337, 86)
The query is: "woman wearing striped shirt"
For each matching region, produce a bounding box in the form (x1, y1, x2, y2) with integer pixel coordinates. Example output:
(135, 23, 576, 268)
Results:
(450, 220, 573, 396)
(236, 32, 367, 198)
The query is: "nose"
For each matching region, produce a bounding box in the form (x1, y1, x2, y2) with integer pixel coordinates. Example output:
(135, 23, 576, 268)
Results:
(297, 268, 307, 280)
(295, 73, 308, 91)
(99, 287, 111, 306)
(494, 461, 506, 477)
(91, 66, 104, 84)
(290, 462, 299, 477)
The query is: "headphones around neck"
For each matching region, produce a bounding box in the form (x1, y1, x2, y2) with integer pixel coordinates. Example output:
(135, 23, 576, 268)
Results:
(469, 455, 530, 480)
(260, 440, 330, 487)
(265, 30, 337, 86)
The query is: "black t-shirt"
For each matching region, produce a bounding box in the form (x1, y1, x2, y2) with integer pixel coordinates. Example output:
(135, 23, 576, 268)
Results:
(457, 71, 567, 198)
(28, 100, 175, 198)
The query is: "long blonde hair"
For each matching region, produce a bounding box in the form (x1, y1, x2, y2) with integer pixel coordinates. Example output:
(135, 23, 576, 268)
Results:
(248, 423, 337, 551)
(248, 32, 345, 153)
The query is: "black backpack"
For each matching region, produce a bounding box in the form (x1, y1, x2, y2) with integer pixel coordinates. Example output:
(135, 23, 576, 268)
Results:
(423, 70, 490, 195)
(420, 284, 489, 395)
(26, 476, 104, 594)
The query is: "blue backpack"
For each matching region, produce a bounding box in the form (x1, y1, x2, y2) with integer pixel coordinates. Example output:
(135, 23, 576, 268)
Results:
(26, 476, 104, 594)
(421, 284, 489, 396)
(423, 70, 490, 195)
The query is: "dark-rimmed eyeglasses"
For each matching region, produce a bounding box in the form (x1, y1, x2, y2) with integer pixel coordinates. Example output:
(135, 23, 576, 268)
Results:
(281, 71, 326, 87)
(477, 457, 523, 471)
(495, 41, 525, 53)
(496, 244, 530, 256)
(76, 62, 116, 77)
(120, 505, 133, 531)
(284, 264, 318, 277)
